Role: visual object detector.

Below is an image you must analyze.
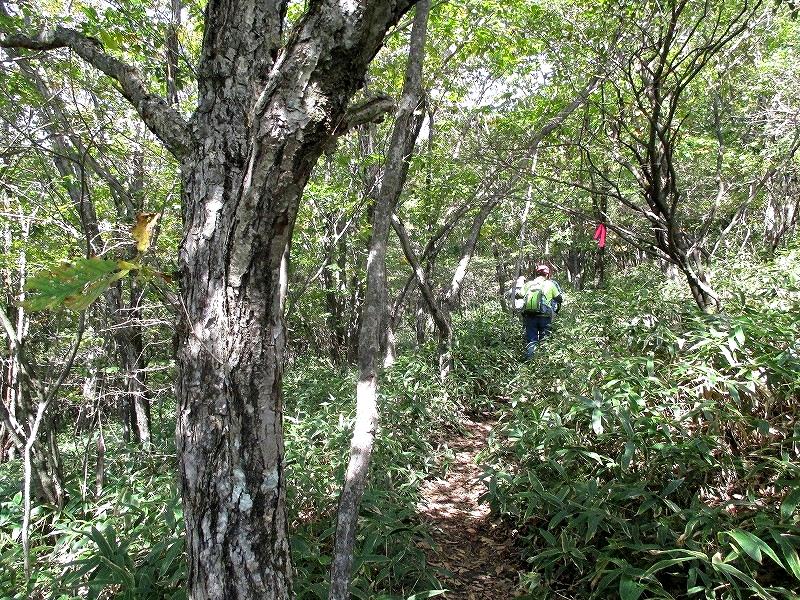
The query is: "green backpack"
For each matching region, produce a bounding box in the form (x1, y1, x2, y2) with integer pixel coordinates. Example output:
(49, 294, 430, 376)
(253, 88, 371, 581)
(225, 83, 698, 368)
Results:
(524, 280, 553, 315)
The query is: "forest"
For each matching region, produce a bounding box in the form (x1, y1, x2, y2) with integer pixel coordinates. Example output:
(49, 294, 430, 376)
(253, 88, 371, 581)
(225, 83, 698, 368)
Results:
(1, 0, 799, 598)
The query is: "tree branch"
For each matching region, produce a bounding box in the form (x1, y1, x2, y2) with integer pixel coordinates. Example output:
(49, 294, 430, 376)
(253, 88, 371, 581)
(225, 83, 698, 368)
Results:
(0, 26, 191, 157)
(333, 94, 396, 136)
(391, 214, 452, 339)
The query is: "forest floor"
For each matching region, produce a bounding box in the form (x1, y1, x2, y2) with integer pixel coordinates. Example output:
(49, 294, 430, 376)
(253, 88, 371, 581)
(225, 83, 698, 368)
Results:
(417, 414, 527, 599)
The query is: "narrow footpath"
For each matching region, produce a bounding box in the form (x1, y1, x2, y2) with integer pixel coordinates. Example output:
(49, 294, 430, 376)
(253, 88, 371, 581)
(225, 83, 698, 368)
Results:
(417, 415, 526, 599)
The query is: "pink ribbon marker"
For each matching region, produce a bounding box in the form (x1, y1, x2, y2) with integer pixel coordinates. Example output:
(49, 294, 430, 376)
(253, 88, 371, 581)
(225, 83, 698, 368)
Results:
(593, 223, 607, 248)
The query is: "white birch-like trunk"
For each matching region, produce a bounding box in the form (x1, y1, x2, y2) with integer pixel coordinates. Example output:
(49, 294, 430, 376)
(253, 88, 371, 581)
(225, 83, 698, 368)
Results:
(330, 2, 430, 597)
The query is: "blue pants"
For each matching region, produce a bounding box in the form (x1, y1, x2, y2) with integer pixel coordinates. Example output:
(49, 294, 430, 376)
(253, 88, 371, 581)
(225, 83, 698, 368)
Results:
(523, 313, 552, 359)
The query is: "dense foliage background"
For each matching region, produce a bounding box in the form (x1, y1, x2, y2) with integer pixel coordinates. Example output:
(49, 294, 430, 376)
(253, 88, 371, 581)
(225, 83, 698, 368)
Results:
(1, 0, 799, 598)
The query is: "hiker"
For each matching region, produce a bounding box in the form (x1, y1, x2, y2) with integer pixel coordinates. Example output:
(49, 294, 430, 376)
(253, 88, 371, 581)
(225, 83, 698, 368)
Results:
(516, 265, 563, 359)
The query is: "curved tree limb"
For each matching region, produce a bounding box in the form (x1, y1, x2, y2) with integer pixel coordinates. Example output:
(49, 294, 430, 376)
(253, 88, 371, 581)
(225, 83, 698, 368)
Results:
(391, 214, 452, 340)
(442, 195, 501, 309)
(0, 26, 191, 157)
(334, 94, 396, 135)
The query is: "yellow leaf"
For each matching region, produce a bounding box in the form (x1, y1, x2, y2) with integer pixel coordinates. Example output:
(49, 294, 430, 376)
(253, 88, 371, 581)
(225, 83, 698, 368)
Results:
(131, 212, 160, 253)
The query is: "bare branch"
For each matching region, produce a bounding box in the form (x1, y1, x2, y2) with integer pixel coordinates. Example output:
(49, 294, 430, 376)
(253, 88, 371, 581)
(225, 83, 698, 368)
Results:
(391, 214, 451, 338)
(333, 94, 396, 136)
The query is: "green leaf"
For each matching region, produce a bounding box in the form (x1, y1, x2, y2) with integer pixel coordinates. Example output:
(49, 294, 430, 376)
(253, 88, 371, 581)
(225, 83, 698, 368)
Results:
(781, 487, 800, 520)
(88, 526, 113, 558)
(356, 554, 391, 564)
(592, 408, 604, 435)
(727, 383, 741, 404)
(621, 441, 635, 471)
(711, 557, 773, 599)
(720, 345, 737, 367)
(619, 575, 644, 600)
(586, 512, 602, 542)
(686, 587, 706, 595)
(23, 258, 135, 312)
(80, 5, 99, 21)
(642, 556, 699, 579)
(660, 478, 684, 497)
(725, 530, 781, 567)
(770, 532, 800, 580)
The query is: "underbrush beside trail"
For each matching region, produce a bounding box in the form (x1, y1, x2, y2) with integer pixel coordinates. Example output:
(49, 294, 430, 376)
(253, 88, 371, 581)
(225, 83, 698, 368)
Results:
(481, 252, 800, 600)
(7, 252, 798, 600)
(286, 305, 530, 599)
(283, 355, 455, 600)
(0, 306, 521, 600)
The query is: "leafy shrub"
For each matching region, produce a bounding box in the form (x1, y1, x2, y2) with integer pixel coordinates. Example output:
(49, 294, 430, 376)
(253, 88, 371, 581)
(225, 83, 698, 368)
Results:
(283, 355, 451, 599)
(449, 303, 527, 413)
(481, 260, 800, 599)
(1, 477, 186, 600)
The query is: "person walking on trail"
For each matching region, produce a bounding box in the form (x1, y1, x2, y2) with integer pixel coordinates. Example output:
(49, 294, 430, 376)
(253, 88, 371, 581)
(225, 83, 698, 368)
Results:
(516, 265, 563, 359)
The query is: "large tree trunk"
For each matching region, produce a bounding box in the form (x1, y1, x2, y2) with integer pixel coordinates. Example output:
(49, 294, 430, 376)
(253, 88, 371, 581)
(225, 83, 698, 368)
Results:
(173, 2, 419, 598)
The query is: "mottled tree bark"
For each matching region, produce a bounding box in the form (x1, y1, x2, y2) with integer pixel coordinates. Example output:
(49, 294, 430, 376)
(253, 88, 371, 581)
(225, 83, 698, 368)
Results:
(181, 2, 420, 597)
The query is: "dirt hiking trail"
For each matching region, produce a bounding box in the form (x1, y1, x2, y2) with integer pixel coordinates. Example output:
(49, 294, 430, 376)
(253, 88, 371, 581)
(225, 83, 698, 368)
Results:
(417, 415, 527, 599)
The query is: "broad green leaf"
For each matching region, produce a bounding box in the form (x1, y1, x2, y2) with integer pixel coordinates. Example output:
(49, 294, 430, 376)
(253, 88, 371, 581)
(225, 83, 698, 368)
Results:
(725, 530, 781, 567)
(88, 526, 114, 559)
(727, 383, 741, 403)
(586, 512, 602, 542)
(619, 575, 644, 600)
(23, 258, 136, 312)
(720, 345, 737, 367)
(711, 558, 773, 599)
(356, 554, 391, 564)
(621, 441, 635, 471)
(781, 487, 800, 520)
(771, 532, 800, 580)
(686, 587, 706, 594)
